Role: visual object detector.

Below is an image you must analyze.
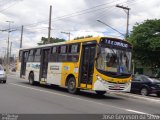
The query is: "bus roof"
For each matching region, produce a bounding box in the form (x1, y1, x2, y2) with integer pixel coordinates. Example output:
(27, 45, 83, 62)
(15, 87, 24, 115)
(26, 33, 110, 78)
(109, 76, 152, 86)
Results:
(19, 36, 129, 51)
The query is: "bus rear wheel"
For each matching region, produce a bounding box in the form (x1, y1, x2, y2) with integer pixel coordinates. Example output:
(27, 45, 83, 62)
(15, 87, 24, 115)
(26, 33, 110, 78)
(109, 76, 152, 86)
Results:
(67, 77, 79, 94)
(29, 72, 35, 85)
(96, 91, 106, 96)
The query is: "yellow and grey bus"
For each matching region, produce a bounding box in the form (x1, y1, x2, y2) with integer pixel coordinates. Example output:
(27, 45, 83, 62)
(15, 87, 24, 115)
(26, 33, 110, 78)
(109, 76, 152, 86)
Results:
(17, 37, 132, 95)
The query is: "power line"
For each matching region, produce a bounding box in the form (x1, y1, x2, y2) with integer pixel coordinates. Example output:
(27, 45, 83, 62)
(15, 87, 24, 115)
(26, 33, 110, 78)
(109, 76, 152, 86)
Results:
(9, 0, 126, 30)
(0, 0, 142, 39)
(45, 0, 137, 22)
(1, 0, 140, 32)
(52, 0, 122, 20)
(0, 0, 15, 7)
(96, 0, 139, 19)
(0, 0, 21, 13)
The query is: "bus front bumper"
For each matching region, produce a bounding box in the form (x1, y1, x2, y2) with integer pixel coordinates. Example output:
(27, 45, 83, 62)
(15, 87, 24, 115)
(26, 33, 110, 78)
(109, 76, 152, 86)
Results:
(93, 77, 131, 92)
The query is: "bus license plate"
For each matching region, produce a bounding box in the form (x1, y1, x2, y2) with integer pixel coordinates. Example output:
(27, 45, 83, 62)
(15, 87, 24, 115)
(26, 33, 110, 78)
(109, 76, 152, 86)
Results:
(112, 85, 121, 89)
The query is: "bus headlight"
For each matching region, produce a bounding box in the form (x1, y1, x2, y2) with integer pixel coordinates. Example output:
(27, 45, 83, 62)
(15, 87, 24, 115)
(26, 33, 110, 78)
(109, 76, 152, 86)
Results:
(96, 75, 102, 81)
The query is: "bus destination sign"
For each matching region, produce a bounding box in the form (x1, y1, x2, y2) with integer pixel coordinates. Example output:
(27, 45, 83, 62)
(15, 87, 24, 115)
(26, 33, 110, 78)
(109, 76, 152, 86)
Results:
(100, 38, 131, 49)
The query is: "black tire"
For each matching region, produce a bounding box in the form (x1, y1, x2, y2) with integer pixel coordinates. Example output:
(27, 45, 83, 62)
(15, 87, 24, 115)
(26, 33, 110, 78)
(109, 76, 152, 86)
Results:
(140, 88, 149, 96)
(96, 91, 106, 96)
(157, 92, 160, 97)
(3, 80, 6, 83)
(29, 72, 35, 85)
(67, 77, 79, 94)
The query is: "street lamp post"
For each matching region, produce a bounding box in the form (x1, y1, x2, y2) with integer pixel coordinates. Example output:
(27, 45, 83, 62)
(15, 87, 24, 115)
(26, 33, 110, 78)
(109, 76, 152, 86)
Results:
(61, 32, 71, 41)
(116, 5, 130, 38)
(97, 20, 125, 37)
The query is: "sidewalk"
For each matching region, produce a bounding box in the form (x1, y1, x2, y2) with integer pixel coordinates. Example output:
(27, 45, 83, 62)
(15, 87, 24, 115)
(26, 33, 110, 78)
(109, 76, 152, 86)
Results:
(8, 71, 17, 75)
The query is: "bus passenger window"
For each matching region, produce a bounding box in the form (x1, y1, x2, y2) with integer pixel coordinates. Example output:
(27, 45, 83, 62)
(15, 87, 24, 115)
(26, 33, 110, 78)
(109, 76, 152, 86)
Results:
(58, 45, 67, 62)
(34, 49, 41, 62)
(50, 47, 58, 62)
(28, 50, 34, 62)
(67, 44, 80, 62)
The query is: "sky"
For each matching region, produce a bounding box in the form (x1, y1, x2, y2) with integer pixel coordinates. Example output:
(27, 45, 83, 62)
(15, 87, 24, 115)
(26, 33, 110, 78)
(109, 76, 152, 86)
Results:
(0, 0, 160, 56)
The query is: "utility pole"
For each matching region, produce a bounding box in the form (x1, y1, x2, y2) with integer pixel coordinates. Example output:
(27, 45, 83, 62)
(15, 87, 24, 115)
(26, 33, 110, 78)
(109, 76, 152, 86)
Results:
(61, 32, 70, 41)
(20, 25, 23, 48)
(6, 21, 14, 73)
(48, 5, 52, 44)
(116, 5, 130, 38)
(10, 42, 12, 63)
(132, 60, 135, 74)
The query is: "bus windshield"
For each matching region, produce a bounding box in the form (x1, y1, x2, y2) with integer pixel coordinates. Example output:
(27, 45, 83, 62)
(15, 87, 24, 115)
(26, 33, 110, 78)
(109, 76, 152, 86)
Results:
(96, 46, 131, 74)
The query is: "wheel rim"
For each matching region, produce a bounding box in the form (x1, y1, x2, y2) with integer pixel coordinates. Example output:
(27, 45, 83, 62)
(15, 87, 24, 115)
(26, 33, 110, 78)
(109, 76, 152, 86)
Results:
(141, 88, 147, 96)
(29, 77, 32, 84)
(69, 80, 75, 91)
(29, 74, 33, 84)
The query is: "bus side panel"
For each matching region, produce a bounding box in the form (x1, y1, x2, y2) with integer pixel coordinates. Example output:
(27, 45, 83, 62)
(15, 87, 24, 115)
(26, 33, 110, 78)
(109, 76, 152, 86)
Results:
(61, 62, 79, 87)
(46, 62, 62, 85)
(25, 62, 40, 82)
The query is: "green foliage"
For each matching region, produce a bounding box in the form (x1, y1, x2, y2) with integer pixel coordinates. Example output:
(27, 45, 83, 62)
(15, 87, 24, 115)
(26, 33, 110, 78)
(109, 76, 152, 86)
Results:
(38, 37, 66, 45)
(128, 19, 160, 69)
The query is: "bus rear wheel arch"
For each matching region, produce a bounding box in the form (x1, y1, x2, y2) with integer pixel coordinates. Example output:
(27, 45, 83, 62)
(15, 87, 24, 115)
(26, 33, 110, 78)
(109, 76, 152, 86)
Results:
(66, 75, 79, 94)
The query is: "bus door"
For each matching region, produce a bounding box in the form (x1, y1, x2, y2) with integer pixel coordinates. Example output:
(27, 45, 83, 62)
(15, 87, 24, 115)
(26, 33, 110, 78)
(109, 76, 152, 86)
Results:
(40, 48, 50, 82)
(20, 51, 28, 78)
(79, 42, 96, 89)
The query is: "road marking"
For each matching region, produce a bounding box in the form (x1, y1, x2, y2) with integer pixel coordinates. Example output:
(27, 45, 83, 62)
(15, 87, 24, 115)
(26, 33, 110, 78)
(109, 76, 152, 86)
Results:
(10, 83, 153, 115)
(126, 109, 160, 119)
(125, 109, 148, 114)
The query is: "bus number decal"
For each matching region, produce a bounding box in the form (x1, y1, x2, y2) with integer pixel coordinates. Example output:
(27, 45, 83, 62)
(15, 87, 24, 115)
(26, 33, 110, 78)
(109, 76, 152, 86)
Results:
(50, 65, 59, 70)
(27, 64, 40, 69)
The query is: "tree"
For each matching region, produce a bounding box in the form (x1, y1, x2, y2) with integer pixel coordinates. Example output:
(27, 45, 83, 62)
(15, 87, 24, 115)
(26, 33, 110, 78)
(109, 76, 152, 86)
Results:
(128, 19, 160, 75)
(38, 37, 65, 45)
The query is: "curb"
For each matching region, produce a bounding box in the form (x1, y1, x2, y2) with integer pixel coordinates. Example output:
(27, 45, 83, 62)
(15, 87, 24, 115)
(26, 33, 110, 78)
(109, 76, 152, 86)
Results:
(110, 92, 160, 103)
(7, 72, 17, 76)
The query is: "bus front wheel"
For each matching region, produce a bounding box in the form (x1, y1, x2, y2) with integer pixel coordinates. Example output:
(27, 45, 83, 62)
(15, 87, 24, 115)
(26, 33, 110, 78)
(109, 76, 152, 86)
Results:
(95, 91, 106, 96)
(67, 77, 79, 94)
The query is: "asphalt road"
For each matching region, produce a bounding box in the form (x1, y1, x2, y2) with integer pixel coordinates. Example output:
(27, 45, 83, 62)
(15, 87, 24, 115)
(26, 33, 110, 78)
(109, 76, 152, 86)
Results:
(0, 74, 160, 115)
